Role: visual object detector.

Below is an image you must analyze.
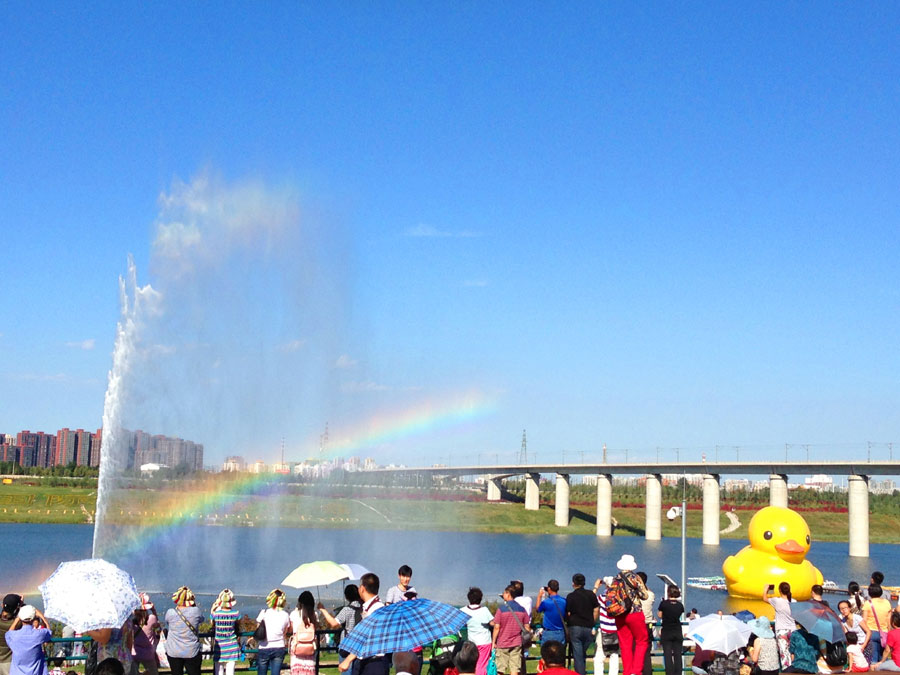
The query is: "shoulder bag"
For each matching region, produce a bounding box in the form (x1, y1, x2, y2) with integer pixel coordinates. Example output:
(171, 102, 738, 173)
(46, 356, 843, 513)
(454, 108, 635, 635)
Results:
(174, 607, 199, 637)
(253, 610, 269, 643)
(502, 599, 534, 649)
(548, 595, 570, 642)
(870, 602, 888, 649)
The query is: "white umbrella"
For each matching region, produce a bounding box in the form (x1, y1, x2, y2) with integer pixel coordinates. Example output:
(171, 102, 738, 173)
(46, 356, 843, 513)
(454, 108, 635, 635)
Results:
(39, 559, 141, 633)
(687, 614, 753, 654)
(340, 563, 371, 581)
(282, 561, 350, 589)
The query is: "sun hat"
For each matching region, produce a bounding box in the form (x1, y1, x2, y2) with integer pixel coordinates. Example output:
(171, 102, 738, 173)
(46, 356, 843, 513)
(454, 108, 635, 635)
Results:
(616, 554, 638, 572)
(266, 589, 286, 609)
(747, 616, 774, 639)
(18, 605, 36, 622)
(603, 576, 615, 586)
(139, 593, 154, 610)
(172, 586, 196, 607)
(213, 589, 235, 612)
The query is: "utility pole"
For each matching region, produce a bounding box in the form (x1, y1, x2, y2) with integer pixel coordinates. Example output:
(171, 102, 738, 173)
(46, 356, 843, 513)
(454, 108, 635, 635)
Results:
(602, 443, 607, 464)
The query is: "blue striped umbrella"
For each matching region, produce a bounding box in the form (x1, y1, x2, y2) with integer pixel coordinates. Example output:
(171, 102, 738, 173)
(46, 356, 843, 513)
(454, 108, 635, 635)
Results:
(339, 598, 468, 658)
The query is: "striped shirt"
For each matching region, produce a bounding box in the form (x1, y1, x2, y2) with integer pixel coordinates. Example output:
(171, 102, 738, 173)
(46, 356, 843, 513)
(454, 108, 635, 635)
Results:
(212, 609, 241, 662)
(596, 593, 617, 633)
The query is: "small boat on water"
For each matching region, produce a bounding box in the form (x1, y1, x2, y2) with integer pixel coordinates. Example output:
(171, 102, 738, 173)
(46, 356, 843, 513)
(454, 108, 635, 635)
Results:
(687, 576, 728, 591)
(688, 576, 854, 596)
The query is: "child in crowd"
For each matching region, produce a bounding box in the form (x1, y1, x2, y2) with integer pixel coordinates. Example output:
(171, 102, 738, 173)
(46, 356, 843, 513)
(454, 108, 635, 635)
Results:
(845, 632, 868, 673)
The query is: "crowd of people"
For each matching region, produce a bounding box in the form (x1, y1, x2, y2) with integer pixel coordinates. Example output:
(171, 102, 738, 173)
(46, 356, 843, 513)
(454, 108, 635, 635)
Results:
(2, 561, 900, 675)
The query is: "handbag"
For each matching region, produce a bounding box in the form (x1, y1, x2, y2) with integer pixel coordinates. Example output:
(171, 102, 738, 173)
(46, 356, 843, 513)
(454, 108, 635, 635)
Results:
(486, 650, 498, 675)
(502, 599, 534, 648)
(156, 634, 170, 669)
(254, 611, 268, 643)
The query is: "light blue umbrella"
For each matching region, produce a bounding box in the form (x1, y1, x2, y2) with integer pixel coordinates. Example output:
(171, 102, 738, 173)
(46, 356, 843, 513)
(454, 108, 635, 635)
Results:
(340, 563, 371, 581)
(792, 602, 845, 644)
(39, 559, 141, 632)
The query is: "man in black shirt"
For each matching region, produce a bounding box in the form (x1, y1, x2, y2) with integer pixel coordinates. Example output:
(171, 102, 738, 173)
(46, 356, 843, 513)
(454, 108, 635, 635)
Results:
(565, 573, 599, 675)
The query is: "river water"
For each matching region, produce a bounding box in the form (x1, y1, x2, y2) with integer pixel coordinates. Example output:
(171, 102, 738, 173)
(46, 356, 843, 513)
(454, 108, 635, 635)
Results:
(2, 523, 897, 617)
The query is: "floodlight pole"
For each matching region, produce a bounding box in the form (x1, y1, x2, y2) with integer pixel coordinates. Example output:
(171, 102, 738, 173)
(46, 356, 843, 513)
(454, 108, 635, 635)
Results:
(682, 473, 687, 611)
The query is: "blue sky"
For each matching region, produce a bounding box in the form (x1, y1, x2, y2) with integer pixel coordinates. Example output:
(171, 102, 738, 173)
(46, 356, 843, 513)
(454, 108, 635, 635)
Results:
(1, 2, 899, 466)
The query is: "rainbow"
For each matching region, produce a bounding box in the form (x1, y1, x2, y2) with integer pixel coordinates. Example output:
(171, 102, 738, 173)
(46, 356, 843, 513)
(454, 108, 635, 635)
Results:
(316, 389, 496, 458)
(94, 390, 497, 560)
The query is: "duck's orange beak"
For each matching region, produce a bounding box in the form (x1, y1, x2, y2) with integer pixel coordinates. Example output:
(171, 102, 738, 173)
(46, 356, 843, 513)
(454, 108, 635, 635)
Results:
(775, 539, 805, 555)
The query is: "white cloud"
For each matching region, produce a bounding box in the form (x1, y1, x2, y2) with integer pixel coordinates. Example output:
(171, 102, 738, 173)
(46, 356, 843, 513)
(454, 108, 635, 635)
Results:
(65, 339, 96, 350)
(405, 224, 483, 238)
(279, 339, 306, 353)
(142, 343, 177, 357)
(335, 354, 357, 369)
(152, 173, 300, 279)
(341, 380, 390, 393)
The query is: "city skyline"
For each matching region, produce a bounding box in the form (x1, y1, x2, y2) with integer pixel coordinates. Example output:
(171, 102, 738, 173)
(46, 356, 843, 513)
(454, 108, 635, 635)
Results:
(2, 4, 899, 465)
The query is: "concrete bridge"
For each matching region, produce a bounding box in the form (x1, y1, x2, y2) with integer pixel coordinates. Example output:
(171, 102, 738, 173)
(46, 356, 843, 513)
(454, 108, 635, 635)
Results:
(368, 461, 900, 557)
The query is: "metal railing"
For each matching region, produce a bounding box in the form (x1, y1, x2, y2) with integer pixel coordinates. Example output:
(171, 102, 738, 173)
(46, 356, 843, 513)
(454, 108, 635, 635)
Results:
(43, 621, 699, 673)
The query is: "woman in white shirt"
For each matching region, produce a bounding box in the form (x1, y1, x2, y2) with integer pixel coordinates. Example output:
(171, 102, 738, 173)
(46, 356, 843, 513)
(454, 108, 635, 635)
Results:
(256, 589, 291, 675)
(763, 582, 794, 670)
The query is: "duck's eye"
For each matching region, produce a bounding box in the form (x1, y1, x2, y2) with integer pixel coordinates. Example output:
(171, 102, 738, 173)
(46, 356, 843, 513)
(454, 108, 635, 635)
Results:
(806, 535, 810, 545)
(764, 531, 773, 540)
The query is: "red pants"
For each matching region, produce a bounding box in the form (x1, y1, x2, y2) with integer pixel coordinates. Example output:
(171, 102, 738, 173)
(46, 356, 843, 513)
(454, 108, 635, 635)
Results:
(615, 611, 649, 675)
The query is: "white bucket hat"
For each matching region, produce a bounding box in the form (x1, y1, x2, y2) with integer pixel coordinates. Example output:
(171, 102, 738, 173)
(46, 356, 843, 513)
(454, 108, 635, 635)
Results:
(616, 554, 638, 571)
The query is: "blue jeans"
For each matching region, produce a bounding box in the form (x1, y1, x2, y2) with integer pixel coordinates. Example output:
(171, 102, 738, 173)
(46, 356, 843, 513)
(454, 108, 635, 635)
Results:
(569, 625, 594, 675)
(257, 647, 286, 675)
(543, 629, 566, 644)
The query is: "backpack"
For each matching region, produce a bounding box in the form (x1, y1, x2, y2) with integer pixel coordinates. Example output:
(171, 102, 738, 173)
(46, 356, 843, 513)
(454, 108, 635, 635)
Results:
(605, 575, 636, 617)
(824, 641, 847, 668)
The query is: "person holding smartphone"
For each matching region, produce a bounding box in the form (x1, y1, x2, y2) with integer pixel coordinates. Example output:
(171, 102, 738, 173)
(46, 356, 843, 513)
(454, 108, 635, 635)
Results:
(763, 583, 794, 669)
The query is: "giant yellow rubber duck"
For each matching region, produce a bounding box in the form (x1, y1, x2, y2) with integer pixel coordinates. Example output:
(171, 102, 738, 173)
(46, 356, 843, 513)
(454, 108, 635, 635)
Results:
(722, 505, 823, 600)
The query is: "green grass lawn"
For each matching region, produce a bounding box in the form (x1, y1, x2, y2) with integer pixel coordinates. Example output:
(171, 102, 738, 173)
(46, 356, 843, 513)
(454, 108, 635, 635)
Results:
(2, 483, 898, 543)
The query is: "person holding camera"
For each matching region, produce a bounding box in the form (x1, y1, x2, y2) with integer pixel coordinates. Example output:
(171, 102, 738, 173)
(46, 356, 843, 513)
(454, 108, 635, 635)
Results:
(537, 581, 568, 645)
(0, 595, 25, 675)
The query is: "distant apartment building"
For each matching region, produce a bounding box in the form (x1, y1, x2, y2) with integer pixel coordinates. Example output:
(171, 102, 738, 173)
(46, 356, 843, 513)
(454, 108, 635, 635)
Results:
(75, 429, 92, 466)
(223, 456, 246, 472)
(3, 426, 198, 472)
(133, 433, 204, 472)
(249, 461, 268, 474)
(90, 429, 102, 467)
(56, 428, 76, 465)
(804, 474, 834, 492)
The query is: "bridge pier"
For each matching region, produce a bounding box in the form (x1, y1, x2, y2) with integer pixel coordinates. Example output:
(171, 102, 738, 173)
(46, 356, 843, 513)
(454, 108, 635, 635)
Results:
(769, 474, 788, 508)
(555, 473, 570, 527)
(486, 477, 502, 501)
(645, 474, 662, 540)
(596, 473, 612, 537)
(848, 474, 869, 558)
(525, 473, 540, 510)
(702, 474, 720, 546)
